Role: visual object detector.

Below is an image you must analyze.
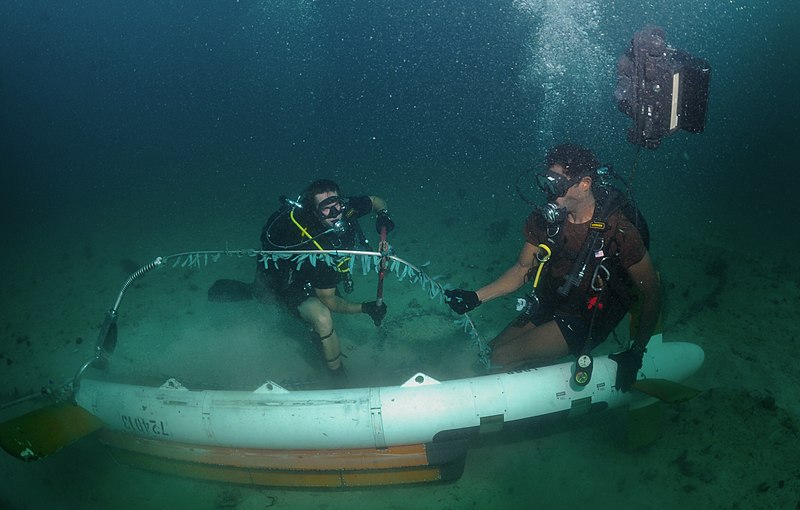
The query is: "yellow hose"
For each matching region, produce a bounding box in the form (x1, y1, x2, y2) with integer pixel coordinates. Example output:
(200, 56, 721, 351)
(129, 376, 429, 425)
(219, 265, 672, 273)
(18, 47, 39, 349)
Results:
(290, 209, 350, 272)
(290, 209, 325, 251)
(532, 243, 552, 289)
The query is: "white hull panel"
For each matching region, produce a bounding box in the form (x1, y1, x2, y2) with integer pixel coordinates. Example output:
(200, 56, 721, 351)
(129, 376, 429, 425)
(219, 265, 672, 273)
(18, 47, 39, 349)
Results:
(75, 336, 703, 450)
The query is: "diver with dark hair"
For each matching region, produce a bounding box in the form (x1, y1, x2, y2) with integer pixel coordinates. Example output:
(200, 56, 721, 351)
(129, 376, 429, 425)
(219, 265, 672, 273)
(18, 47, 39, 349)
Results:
(254, 179, 394, 383)
(445, 143, 660, 391)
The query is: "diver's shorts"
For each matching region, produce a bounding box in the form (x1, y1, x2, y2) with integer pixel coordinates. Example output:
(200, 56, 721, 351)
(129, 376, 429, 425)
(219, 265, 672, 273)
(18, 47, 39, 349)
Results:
(272, 281, 315, 312)
(529, 306, 626, 356)
(254, 266, 314, 313)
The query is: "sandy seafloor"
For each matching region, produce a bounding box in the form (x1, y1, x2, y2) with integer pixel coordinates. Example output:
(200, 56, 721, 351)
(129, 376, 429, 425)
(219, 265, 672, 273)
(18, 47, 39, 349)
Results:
(1, 169, 799, 510)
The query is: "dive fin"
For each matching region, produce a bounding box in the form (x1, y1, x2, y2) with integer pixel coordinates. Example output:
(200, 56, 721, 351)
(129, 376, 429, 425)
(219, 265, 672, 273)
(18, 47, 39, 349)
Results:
(632, 378, 702, 404)
(0, 402, 105, 461)
(207, 279, 254, 302)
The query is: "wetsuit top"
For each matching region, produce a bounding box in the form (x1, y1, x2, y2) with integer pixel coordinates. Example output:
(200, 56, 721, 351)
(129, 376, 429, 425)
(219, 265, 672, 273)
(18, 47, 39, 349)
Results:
(523, 207, 646, 319)
(260, 196, 373, 294)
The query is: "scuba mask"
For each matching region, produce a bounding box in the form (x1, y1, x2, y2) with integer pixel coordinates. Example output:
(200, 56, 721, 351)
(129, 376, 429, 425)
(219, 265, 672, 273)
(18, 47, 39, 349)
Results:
(535, 169, 581, 200)
(317, 195, 345, 219)
(316, 196, 349, 234)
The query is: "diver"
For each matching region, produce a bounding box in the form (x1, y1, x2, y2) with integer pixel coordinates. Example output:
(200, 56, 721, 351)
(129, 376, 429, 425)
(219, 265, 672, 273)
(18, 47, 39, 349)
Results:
(253, 178, 394, 382)
(445, 144, 661, 391)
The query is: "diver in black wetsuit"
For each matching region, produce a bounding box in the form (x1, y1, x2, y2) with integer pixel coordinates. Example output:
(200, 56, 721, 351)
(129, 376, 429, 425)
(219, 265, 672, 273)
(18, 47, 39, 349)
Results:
(255, 179, 394, 380)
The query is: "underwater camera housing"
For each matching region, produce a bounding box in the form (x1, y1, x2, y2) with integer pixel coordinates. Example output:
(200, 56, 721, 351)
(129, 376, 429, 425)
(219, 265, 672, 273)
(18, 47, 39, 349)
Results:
(616, 25, 711, 149)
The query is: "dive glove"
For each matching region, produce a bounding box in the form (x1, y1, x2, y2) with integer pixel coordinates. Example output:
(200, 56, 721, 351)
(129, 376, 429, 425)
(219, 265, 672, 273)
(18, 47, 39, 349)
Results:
(375, 209, 395, 235)
(444, 289, 481, 315)
(609, 345, 646, 392)
(362, 300, 387, 326)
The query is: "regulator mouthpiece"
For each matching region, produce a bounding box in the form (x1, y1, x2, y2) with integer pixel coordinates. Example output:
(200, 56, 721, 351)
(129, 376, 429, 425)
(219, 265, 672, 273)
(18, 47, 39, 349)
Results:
(539, 202, 567, 224)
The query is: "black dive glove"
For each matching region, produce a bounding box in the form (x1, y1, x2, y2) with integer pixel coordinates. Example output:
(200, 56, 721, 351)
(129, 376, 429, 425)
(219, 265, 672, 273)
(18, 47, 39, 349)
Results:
(444, 289, 481, 315)
(375, 209, 395, 235)
(609, 345, 646, 392)
(362, 300, 387, 326)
